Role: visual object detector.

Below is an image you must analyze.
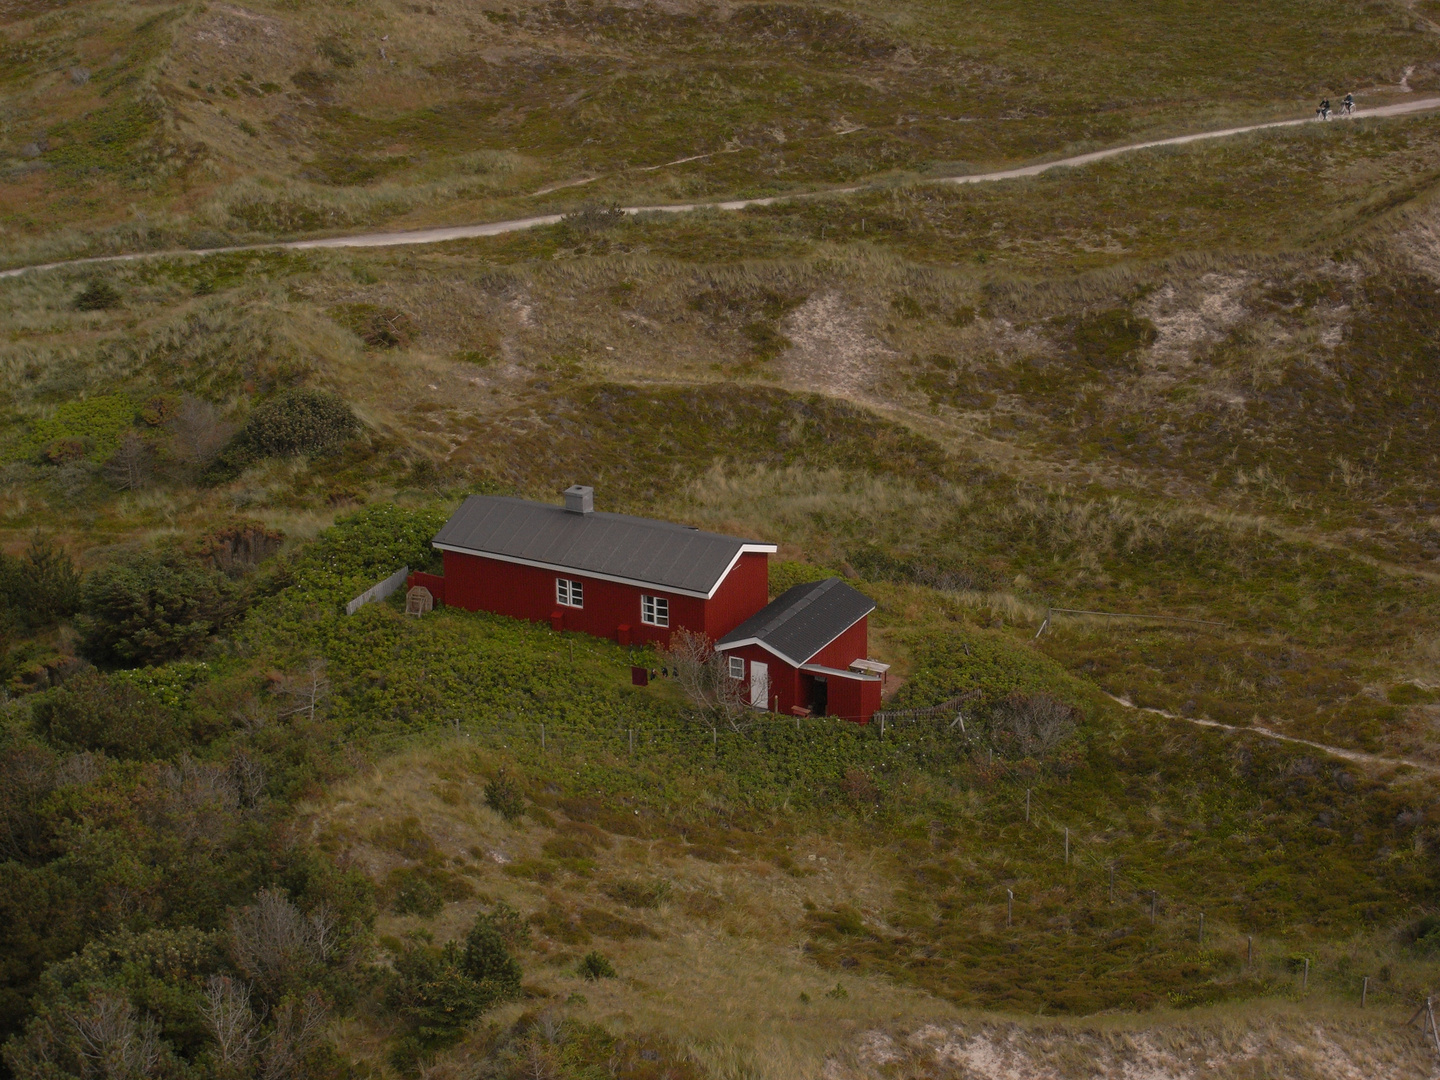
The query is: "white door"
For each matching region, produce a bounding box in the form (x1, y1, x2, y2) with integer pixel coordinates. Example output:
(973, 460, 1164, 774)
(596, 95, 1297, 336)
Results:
(750, 661, 769, 709)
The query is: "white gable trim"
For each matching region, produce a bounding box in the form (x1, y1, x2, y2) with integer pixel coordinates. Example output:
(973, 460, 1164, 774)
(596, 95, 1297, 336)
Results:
(717, 601, 874, 668)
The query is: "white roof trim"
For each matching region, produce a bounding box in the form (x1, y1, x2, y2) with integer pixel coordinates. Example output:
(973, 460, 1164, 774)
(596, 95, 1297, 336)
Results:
(800, 663, 883, 681)
(434, 542, 775, 599)
(714, 637, 798, 665)
(718, 601, 874, 667)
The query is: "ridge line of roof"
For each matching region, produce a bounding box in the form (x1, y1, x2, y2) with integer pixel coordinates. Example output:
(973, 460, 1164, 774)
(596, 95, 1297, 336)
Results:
(452, 494, 767, 545)
(753, 577, 840, 637)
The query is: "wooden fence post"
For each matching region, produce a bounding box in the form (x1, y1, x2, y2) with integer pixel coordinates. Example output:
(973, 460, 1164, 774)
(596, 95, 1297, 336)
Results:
(1064, 828, 1069, 865)
(1025, 788, 1030, 823)
(1362, 976, 1368, 1007)
(541, 723, 546, 752)
(1007, 889, 1013, 928)
(1198, 911, 1204, 945)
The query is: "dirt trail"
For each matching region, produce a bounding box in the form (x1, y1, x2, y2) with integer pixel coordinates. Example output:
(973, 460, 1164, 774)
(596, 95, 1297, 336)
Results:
(1103, 691, 1440, 776)
(4, 98, 1439, 280)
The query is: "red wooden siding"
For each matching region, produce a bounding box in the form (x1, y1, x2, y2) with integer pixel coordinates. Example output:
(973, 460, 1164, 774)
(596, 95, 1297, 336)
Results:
(407, 571, 447, 605)
(825, 671, 883, 724)
(807, 618, 868, 670)
(439, 550, 759, 647)
(721, 612, 879, 722)
(722, 643, 800, 715)
(702, 552, 769, 640)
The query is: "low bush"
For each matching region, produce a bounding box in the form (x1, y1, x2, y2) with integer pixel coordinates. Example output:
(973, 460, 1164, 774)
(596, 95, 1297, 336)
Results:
(24, 395, 138, 464)
(72, 280, 121, 311)
(213, 389, 360, 476)
(461, 917, 522, 996)
(387, 866, 474, 916)
(32, 670, 182, 759)
(484, 772, 525, 821)
(576, 951, 616, 980)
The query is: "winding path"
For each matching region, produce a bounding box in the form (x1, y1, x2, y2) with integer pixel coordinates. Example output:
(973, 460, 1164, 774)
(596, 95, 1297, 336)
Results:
(4, 96, 1440, 280)
(1102, 691, 1440, 776)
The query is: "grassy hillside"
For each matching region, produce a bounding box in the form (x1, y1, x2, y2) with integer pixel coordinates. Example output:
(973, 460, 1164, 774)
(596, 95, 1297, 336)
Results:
(5, 0, 1440, 1076)
(3, 0, 1439, 264)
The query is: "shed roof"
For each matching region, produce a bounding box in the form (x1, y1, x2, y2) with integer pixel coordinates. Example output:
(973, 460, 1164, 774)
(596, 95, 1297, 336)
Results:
(718, 577, 875, 666)
(432, 495, 775, 597)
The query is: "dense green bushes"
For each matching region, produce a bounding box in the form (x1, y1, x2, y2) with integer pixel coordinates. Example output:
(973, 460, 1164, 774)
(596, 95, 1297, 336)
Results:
(78, 551, 240, 667)
(387, 907, 523, 1068)
(33, 670, 186, 759)
(0, 536, 81, 632)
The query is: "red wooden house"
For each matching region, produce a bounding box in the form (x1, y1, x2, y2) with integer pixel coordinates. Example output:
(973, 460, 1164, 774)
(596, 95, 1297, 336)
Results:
(414, 486, 775, 648)
(411, 487, 886, 722)
(716, 577, 884, 722)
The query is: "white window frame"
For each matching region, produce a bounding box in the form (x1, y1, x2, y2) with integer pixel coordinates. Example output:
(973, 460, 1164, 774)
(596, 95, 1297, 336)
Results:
(556, 577, 583, 608)
(728, 655, 745, 680)
(641, 594, 669, 627)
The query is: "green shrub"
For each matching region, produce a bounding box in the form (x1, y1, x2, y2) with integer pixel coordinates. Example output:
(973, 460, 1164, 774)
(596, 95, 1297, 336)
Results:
(1407, 915, 1440, 954)
(388, 943, 496, 1050)
(460, 917, 522, 998)
(576, 951, 616, 980)
(33, 670, 182, 759)
(215, 388, 359, 474)
(78, 551, 240, 667)
(0, 534, 81, 631)
(484, 772, 525, 822)
(24, 395, 137, 464)
(388, 866, 473, 916)
(481, 901, 532, 950)
(387, 916, 521, 1057)
(73, 280, 121, 311)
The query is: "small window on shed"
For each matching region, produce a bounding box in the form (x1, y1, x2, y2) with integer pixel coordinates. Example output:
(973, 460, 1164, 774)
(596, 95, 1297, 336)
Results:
(641, 595, 669, 627)
(557, 578, 583, 608)
(728, 655, 745, 680)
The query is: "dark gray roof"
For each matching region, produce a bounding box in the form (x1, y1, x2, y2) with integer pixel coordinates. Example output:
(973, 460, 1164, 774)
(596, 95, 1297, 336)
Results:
(432, 495, 773, 596)
(718, 578, 875, 665)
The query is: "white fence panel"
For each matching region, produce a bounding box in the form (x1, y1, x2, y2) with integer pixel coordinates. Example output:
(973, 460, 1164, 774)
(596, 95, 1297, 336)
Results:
(346, 566, 410, 615)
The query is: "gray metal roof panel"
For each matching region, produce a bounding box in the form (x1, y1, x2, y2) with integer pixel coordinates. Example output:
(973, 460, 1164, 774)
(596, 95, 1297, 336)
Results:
(433, 496, 769, 594)
(718, 578, 876, 665)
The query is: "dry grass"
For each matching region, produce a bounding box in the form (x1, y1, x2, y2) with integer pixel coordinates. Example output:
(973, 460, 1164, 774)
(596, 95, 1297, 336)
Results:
(303, 746, 963, 1078)
(303, 741, 1440, 1079)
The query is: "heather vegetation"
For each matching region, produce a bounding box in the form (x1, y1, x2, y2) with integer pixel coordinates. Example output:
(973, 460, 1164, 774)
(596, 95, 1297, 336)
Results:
(5, 0, 1440, 1075)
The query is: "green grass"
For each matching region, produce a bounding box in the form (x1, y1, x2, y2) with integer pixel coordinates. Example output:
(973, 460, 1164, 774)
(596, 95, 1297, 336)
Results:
(238, 507, 1440, 1016)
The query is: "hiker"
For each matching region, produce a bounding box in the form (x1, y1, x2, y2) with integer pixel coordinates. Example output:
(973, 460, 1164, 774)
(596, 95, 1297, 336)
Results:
(1317, 98, 1331, 120)
(1342, 93, 1355, 116)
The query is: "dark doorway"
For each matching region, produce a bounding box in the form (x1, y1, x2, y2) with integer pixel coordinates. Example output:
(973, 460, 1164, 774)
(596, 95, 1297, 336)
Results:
(810, 676, 828, 716)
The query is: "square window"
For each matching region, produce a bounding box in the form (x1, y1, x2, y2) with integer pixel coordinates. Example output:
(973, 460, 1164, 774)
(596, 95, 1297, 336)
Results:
(728, 656, 745, 680)
(556, 578, 583, 608)
(641, 594, 669, 627)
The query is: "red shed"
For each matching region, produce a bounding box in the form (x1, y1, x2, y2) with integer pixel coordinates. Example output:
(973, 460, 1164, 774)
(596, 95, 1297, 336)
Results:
(717, 577, 885, 723)
(426, 486, 776, 647)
